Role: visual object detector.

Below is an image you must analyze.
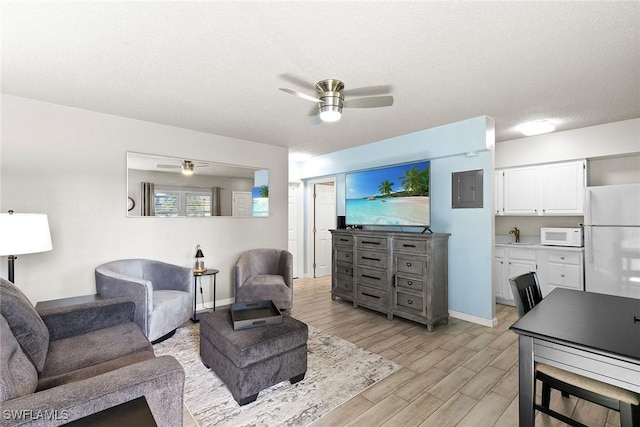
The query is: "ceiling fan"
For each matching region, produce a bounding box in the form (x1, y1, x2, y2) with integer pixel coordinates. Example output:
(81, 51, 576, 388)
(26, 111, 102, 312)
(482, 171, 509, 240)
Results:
(279, 79, 393, 123)
(157, 160, 209, 176)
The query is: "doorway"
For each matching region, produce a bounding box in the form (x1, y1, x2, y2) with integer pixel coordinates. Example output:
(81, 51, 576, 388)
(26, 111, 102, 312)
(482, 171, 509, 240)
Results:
(306, 179, 336, 278)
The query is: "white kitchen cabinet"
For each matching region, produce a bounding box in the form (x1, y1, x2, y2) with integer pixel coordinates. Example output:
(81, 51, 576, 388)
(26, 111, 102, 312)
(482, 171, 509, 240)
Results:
(494, 246, 537, 306)
(503, 166, 538, 215)
(494, 171, 504, 215)
(539, 249, 584, 296)
(494, 247, 509, 303)
(538, 161, 586, 215)
(496, 160, 587, 216)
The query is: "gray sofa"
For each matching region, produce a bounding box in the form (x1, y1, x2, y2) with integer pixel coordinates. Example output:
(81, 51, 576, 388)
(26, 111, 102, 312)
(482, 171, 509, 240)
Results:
(0, 278, 184, 426)
(95, 259, 193, 342)
(234, 249, 293, 310)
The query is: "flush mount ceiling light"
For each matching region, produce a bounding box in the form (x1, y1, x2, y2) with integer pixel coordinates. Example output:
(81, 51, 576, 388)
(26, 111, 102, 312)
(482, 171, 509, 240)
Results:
(517, 120, 556, 136)
(181, 160, 195, 176)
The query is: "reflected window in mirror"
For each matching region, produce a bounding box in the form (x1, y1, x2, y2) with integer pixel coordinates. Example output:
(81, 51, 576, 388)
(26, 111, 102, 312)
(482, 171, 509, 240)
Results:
(127, 152, 269, 218)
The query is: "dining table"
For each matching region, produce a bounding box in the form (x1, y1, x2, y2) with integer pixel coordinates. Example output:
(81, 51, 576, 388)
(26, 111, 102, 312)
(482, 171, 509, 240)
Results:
(510, 288, 640, 426)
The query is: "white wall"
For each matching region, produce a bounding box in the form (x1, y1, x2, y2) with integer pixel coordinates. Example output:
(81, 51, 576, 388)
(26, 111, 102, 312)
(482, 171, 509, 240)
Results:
(495, 118, 639, 168)
(1, 95, 288, 304)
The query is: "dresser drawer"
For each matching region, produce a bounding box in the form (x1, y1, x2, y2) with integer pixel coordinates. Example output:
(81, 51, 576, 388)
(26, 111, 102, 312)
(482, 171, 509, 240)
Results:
(356, 266, 387, 290)
(356, 236, 388, 249)
(394, 238, 428, 254)
(395, 291, 424, 313)
(395, 256, 425, 276)
(335, 248, 353, 264)
(546, 251, 581, 265)
(335, 262, 353, 277)
(358, 249, 387, 269)
(396, 276, 425, 292)
(334, 234, 353, 247)
(358, 285, 388, 308)
(334, 275, 354, 295)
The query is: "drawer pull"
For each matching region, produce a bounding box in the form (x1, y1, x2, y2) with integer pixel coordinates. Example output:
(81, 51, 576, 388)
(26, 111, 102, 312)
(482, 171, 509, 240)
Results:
(344, 283, 350, 288)
(408, 280, 413, 286)
(406, 262, 412, 267)
(340, 238, 349, 242)
(362, 274, 381, 280)
(407, 299, 413, 305)
(362, 292, 380, 299)
(362, 256, 381, 261)
(362, 240, 381, 245)
(561, 274, 565, 278)
(560, 256, 565, 260)
(344, 268, 351, 273)
(403, 244, 416, 248)
(345, 253, 350, 258)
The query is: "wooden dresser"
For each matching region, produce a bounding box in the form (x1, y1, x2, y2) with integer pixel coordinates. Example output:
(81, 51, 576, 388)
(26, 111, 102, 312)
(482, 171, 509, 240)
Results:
(330, 229, 450, 331)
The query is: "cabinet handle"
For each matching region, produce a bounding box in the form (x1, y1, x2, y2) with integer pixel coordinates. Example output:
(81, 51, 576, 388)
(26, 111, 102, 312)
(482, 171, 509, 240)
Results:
(406, 262, 412, 267)
(345, 253, 350, 258)
(403, 244, 416, 248)
(362, 256, 381, 262)
(362, 292, 380, 299)
(362, 274, 381, 280)
(561, 274, 565, 278)
(362, 240, 381, 245)
(344, 268, 351, 273)
(407, 299, 413, 305)
(392, 274, 396, 287)
(344, 283, 350, 288)
(408, 280, 413, 286)
(560, 256, 565, 260)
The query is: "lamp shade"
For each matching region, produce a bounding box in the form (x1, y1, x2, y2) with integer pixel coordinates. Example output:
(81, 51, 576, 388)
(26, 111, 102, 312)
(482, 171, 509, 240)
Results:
(0, 213, 53, 256)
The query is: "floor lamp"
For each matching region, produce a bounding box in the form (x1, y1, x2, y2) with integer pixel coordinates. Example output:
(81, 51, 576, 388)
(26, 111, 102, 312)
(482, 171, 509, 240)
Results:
(0, 210, 53, 284)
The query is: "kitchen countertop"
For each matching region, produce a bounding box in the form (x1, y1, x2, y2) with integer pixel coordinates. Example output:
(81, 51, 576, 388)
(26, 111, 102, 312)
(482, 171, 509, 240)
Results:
(495, 236, 584, 252)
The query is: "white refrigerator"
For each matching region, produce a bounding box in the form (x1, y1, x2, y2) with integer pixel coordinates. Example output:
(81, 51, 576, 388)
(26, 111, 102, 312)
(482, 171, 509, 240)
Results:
(584, 183, 640, 299)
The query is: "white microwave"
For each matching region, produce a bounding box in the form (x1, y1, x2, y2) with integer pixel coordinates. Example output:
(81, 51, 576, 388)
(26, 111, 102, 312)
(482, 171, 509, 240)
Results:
(540, 227, 583, 247)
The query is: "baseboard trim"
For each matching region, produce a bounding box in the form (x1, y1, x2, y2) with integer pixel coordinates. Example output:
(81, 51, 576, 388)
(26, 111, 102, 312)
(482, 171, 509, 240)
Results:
(449, 310, 498, 328)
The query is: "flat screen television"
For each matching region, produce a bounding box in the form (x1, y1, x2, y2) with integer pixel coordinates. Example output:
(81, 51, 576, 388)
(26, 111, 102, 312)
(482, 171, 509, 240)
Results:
(345, 160, 430, 228)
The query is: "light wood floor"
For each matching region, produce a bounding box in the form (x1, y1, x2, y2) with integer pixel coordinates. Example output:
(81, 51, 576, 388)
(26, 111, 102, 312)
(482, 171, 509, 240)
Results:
(183, 276, 620, 426)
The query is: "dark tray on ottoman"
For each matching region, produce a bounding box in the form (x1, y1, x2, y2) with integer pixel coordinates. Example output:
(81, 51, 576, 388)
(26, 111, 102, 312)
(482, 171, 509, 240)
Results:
(231, 300, 282, 330)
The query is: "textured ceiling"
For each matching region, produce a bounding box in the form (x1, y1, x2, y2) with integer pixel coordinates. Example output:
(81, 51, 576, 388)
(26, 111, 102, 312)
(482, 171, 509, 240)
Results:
(2, 1, 639, 158)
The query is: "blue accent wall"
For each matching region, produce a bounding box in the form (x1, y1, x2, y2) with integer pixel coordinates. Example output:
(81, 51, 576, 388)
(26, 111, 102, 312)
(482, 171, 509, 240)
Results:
(299, 116, 495, 322)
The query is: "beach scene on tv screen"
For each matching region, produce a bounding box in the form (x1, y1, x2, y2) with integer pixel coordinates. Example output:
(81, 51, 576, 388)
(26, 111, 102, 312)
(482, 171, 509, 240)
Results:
(346, 160, 430, 226)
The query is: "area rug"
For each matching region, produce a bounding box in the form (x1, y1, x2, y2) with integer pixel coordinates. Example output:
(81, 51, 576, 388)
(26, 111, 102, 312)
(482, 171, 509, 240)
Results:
(153, 322, 400, 427)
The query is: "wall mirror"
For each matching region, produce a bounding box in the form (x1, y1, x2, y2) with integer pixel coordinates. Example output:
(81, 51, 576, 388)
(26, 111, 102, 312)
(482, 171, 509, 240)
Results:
(127, 152, 269, 217)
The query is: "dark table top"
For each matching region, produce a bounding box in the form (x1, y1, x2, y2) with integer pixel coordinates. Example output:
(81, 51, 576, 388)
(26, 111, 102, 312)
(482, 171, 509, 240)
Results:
(510, 288, 640, 364)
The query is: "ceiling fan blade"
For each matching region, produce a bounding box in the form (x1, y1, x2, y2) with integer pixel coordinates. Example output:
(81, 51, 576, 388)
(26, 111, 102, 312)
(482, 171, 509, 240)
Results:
(278, 73, 316, 91)
(343, 96, 394, 108)
(344, 85, 393, 97)
(157, 164, 180, 169)
(279, 87, 321, 103)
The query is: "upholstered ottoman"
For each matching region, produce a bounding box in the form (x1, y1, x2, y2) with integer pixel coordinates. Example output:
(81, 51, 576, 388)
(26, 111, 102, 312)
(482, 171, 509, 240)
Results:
(199, 310, 308, 405)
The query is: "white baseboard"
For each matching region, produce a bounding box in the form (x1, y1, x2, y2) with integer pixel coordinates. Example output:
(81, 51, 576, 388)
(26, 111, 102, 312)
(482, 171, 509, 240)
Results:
(449, 310, 498, 328)
(196, 297, 235, 311)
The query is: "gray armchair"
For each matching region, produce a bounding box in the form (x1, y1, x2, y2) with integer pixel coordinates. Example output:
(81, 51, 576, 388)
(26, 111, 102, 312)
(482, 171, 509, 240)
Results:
(95, 259, 193, 343)
(234, 249, 293, 309)
(0, 278, 184, 426)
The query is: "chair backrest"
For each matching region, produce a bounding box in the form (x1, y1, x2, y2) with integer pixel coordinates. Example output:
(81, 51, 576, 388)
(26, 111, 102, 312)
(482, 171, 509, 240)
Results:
(509, 271, 543, 318)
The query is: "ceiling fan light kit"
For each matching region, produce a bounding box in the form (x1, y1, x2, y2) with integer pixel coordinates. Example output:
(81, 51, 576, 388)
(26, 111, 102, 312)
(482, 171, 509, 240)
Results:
(181, 160, 195, 176)
(280, 78, 393, 123)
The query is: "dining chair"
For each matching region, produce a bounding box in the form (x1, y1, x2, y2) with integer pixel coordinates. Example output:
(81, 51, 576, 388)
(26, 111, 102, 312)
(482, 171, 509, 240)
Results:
(509, 271, 640, 427)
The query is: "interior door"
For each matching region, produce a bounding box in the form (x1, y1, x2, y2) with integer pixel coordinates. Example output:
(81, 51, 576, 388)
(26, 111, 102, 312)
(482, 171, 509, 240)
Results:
(232, 191, 252, 216)
(314, 183, 336, 277)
